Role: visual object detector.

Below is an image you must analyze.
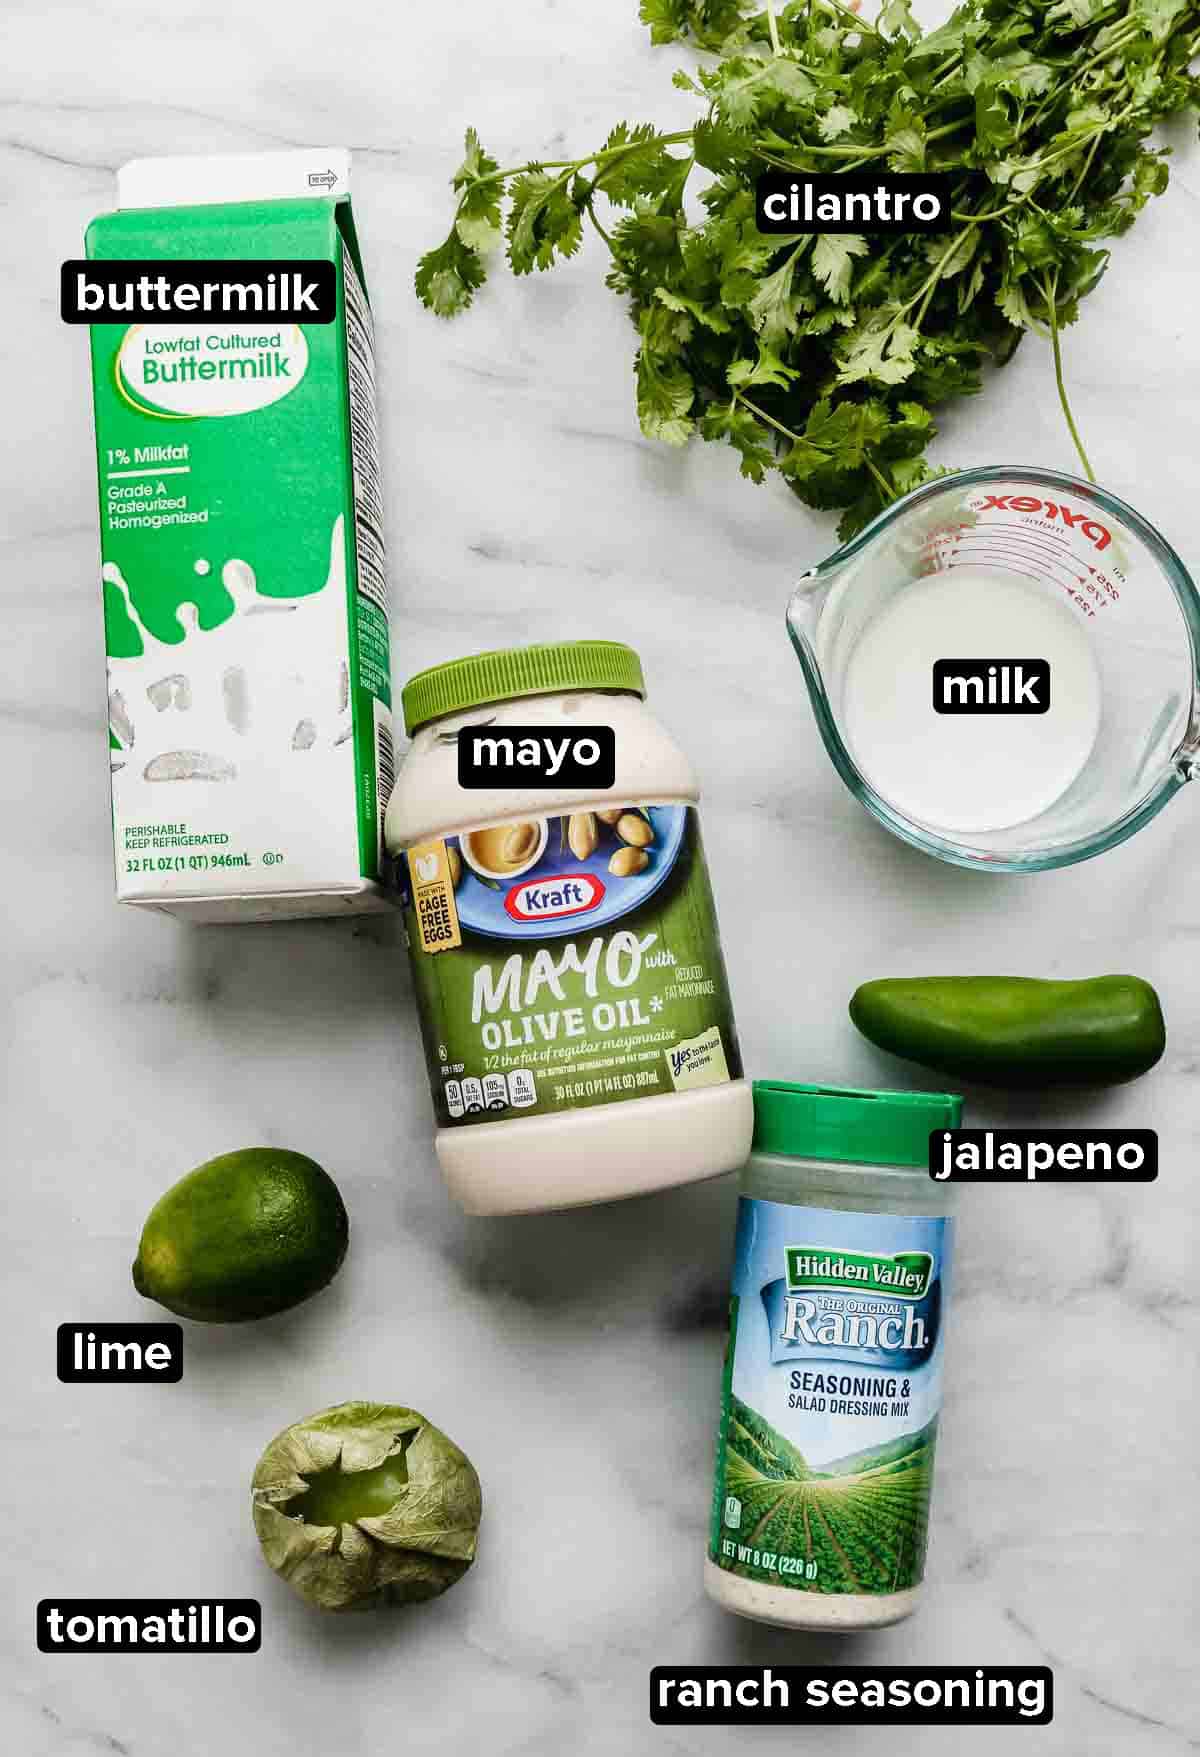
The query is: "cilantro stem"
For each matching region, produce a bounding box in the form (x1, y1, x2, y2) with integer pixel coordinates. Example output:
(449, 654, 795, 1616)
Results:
(756, 112, 972, 167)
(1047, 19, 1141, 95)
(450, 128, 697, 265)
(1023, 102, 1137, 179)
(929, 0, 1131, 97)
(1067, 132, 1103, 203)
(472, 131, 696, 189)
(820, 0, 880, 33)
(865, 456, 897, 502)
(950, 195, 1031, 222)
(731, 390, 802, 446)
(896, 227, 972, 327)
(1040, 272, 1096, 484)
(765, 0, 782, 56)
(950, 101, 1138, 225)
(754, 142, 888, 163)
(731, 390, 896, 504)
(585, 203, 616, 250)
(927, 119, 971, 142)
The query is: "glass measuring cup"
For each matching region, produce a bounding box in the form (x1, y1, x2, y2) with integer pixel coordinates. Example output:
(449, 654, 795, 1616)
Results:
(786, 465, 1200, 872)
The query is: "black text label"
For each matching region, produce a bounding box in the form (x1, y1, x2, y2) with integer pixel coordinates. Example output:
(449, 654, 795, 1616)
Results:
(38, 1600, 261, 1653)
(457, 725, 616, 790)
(650, 1665, 1052, 1725)
(62, 260, 336, 324)
(930, 1129, 1157, 1183)
(57, 1322, 183, 1383)
(932, 660, 1051, 715)
(756, 174, 953, 235)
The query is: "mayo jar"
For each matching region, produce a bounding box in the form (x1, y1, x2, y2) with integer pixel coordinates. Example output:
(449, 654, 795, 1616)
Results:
(705, 1082, 961, 1630)
(385, 640, 753, 1215)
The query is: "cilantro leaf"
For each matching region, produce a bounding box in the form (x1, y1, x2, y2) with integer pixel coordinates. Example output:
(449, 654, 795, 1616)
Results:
(726, 341, 797, 389)
(636, 348, 695, 444)
(656, 285, 733, 333)
(415, 230, 487, 317)
(746, 241, 813, 341)
(1047, 0, 1109, 24)
(714, 55, 816, 128)
(878, 0, 920, 40)
(701, 400, 778, 481)
(421, 0, 1200, 529)
(507, 172, 583, 274)
(453, 127, 497, 190)
(886, 124, 927, 173)
(639, 0, 690, 44)
(836, 316, 920, 386)
(449, 128, 503, 255)
(1135, 0, 1186, 38)
(811, 233, 869, 304)
(595, 123, 689, 207)
(818, 104, 859, 142)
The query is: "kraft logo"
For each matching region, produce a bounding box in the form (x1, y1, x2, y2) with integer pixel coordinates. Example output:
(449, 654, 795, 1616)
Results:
(975, 493, 1111, 551)
(504, 873, 605, 922)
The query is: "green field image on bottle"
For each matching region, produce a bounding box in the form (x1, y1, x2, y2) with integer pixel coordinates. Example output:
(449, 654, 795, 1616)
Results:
(722, 1397, 936, 1595)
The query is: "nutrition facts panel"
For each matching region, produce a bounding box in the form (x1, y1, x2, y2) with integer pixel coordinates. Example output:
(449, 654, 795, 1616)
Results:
(341, 242, 388, 616)
(444, 1071, 538, 1117)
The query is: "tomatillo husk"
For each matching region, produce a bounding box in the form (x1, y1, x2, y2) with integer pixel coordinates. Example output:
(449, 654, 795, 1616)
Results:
(251, 1401, 482, 1612)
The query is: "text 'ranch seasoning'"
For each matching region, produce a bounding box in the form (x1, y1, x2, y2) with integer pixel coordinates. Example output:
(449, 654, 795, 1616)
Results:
(384, 641, 753, 1214)
(706, 1082, 962, 1631)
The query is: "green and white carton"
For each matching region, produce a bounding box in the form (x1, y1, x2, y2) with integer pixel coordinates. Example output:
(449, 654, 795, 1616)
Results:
(86, 150, 396, 921)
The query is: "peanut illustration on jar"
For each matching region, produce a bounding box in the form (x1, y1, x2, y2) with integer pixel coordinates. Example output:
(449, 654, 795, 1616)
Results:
(609, 846, 649, 877)
(567, 812, 599, 860)
(616, 812, 654, 849)
(564, 806, 657, 877)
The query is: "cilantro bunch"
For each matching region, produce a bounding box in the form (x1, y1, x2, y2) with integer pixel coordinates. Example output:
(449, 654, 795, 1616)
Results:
(417, 0, 1200, 536)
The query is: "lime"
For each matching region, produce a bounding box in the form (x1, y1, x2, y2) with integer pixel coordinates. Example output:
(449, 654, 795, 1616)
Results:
(132, 1148, 349, 1323)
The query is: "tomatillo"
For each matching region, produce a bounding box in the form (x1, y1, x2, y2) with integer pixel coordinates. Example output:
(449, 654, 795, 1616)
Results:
(251, 1402, 482, 1611)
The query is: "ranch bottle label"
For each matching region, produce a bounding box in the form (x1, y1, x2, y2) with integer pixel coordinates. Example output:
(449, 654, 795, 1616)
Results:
(709, 1199, 953, 1598)
(402, 805, 741, 1125)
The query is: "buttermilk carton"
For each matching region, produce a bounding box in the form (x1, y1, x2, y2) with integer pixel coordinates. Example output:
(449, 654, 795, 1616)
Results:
(85, 150, 396, 920)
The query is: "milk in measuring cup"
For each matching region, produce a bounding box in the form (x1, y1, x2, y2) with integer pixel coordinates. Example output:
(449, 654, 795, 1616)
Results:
(841, 569, 1101, 834)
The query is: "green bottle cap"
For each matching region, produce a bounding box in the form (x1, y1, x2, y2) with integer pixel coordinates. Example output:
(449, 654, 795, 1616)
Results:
(400, 641, 646, 736)
(752, 1081, 962, 1169)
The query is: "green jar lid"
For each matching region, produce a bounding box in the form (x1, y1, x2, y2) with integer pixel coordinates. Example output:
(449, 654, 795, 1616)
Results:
(752, 1081, 962, 1169)
(400, 640, 646, 736)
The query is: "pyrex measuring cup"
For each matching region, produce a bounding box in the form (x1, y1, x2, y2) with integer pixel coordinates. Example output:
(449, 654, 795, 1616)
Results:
(786, 466, 1200, 871)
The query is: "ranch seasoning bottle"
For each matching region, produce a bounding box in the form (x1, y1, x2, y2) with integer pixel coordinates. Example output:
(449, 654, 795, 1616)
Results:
(705, 1081, 961, 1631)
(385, 641, 752, 1215)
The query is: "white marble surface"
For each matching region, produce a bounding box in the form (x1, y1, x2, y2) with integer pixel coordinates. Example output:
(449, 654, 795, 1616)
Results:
(4, 2, 1200, 1752)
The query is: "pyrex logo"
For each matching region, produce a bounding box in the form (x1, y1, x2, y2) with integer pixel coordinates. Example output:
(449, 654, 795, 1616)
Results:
(976, 494, 1111, 551)
(504, 873, 605, 922)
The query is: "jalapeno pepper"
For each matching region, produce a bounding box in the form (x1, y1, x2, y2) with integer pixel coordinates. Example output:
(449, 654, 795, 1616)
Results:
(849, 976, 1166, 1088)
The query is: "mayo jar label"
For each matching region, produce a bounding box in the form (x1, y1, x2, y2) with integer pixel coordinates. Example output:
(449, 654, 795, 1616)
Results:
(709, 1198, 953, 1598)
(401, 804, 741, 1125)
